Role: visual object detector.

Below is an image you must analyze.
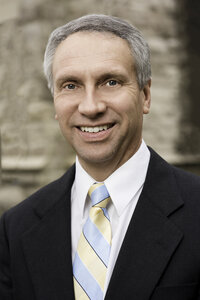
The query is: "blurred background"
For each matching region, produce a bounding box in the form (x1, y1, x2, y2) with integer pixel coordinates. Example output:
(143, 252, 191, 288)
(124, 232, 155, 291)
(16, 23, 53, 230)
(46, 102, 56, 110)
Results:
(0, 0, 200, 215)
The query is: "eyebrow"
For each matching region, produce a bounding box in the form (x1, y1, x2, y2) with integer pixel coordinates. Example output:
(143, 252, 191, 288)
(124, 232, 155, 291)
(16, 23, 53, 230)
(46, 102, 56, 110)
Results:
(96, 72, 128, 84)
(55, 76, 81, 88)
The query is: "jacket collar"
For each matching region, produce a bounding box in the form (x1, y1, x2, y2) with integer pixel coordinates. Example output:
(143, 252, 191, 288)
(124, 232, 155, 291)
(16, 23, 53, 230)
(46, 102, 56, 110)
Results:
(33, 165, 75, 218)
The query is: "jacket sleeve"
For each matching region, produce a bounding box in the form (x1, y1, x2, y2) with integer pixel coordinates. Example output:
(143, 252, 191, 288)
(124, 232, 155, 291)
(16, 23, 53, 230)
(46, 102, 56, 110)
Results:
(0, 213, 13, 300)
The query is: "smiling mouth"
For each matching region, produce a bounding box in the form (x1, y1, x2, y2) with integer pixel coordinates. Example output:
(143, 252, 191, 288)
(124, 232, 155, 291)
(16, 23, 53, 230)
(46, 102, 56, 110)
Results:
(79, 124, 114, 133)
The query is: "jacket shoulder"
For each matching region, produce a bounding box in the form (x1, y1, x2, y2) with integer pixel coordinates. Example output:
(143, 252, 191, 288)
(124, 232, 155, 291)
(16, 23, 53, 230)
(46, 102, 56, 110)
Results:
(1, 165, 75, 233)
(172, 165, 200, 198)
(148, 147, 200, 201)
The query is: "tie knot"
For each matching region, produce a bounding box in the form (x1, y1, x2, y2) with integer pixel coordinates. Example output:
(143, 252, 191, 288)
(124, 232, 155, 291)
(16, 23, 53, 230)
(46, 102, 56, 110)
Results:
(89, 182, 111, 208)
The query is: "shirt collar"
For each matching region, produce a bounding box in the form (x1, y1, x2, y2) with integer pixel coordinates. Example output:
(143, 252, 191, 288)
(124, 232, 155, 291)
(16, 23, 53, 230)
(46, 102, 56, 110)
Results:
(74, 140, 150, 218)
(105, 140, 150, 216)
(74, 157, 94, 218)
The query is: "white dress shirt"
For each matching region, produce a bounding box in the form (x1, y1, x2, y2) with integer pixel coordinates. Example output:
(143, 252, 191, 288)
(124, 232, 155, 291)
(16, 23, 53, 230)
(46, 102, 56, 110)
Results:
(71, 140, 150, 296)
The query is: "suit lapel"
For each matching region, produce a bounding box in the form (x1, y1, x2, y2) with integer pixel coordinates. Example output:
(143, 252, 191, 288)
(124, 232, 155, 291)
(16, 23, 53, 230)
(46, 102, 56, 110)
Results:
(21, 166, 75, 300)
(106, 149, 184, 300)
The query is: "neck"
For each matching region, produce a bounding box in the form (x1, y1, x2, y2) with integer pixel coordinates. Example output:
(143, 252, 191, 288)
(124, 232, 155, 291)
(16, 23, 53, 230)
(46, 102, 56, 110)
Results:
(78, 140, 142, 181)
(79, 161, 118, 182)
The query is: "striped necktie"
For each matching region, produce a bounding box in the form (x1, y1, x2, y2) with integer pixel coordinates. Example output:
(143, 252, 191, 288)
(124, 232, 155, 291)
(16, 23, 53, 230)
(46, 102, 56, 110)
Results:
(73, 182, 112, 300)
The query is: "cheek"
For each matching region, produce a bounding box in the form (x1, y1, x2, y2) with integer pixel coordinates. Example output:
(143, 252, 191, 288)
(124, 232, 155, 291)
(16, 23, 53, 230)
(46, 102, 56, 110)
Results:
(116, 99, 143, 130)
(54, 98, 76, 121)
(110, 87, 139, 110)
(112, 96, 137, 119)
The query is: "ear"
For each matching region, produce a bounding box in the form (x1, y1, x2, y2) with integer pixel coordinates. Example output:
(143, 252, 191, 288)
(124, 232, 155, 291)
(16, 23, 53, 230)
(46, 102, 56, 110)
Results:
(55, 114, 58, 120)
(142, 79, 151, 115)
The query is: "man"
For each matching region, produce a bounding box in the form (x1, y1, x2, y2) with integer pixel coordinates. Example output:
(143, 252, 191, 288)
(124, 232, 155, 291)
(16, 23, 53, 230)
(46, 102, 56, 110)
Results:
(0, 14, 200, 300)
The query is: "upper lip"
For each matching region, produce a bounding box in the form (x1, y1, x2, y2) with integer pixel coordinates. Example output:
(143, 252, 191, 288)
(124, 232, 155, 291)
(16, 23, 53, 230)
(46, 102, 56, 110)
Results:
(76, 123, 115, 128)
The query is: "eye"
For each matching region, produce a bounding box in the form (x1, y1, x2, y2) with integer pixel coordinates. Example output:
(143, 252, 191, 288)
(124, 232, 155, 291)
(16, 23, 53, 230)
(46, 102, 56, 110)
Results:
(64, 83, 76, 90)
(106, 80, 118, 87)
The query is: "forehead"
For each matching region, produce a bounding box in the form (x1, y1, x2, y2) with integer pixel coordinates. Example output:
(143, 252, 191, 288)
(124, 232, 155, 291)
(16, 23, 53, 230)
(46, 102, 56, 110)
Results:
(52, 31, 134, 80)
(55, 30, 132, 56)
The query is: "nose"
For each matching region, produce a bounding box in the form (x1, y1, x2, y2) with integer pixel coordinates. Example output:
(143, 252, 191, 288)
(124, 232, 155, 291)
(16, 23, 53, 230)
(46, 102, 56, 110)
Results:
(78, 88, 106, 118)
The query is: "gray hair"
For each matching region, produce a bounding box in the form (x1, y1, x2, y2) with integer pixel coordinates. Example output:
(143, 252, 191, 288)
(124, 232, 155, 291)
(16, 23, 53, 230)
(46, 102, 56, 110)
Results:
(43, 14, 151, 94)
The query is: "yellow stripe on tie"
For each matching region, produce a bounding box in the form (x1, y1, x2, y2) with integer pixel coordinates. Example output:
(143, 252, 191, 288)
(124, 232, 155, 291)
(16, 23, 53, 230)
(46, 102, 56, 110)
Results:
(95, 197, 110, 208)
(73, 278, 90, 300)
(77, 233, 107, 290)
(90, 209, 111, 244)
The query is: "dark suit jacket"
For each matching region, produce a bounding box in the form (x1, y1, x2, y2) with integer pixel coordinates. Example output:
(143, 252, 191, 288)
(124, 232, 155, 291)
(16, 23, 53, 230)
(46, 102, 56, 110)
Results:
(1, 148, 200, 300)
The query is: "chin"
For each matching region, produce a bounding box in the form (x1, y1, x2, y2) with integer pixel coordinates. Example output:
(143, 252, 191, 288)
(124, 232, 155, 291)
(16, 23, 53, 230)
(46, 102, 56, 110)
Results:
(77, 150, 116, 166)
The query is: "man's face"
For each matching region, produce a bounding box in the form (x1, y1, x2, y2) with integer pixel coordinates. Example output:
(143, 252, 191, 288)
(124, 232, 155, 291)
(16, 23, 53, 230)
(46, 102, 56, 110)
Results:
(52, 31, 151, 172)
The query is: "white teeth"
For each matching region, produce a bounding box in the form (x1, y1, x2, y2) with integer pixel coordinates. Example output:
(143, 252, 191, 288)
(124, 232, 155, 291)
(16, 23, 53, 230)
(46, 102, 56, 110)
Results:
(80, 125, 111, 133)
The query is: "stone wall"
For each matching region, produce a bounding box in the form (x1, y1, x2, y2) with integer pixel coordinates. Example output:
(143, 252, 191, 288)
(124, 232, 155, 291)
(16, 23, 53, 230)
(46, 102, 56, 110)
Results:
(0, 0, 200, 213)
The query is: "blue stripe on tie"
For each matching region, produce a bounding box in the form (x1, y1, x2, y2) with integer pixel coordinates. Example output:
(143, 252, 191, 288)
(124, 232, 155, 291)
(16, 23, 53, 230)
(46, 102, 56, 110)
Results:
(91, 185, 110, 206)
(101, 208, 110, 221)
(83, 218, 110, 267)
(73, 253, 103, 300)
